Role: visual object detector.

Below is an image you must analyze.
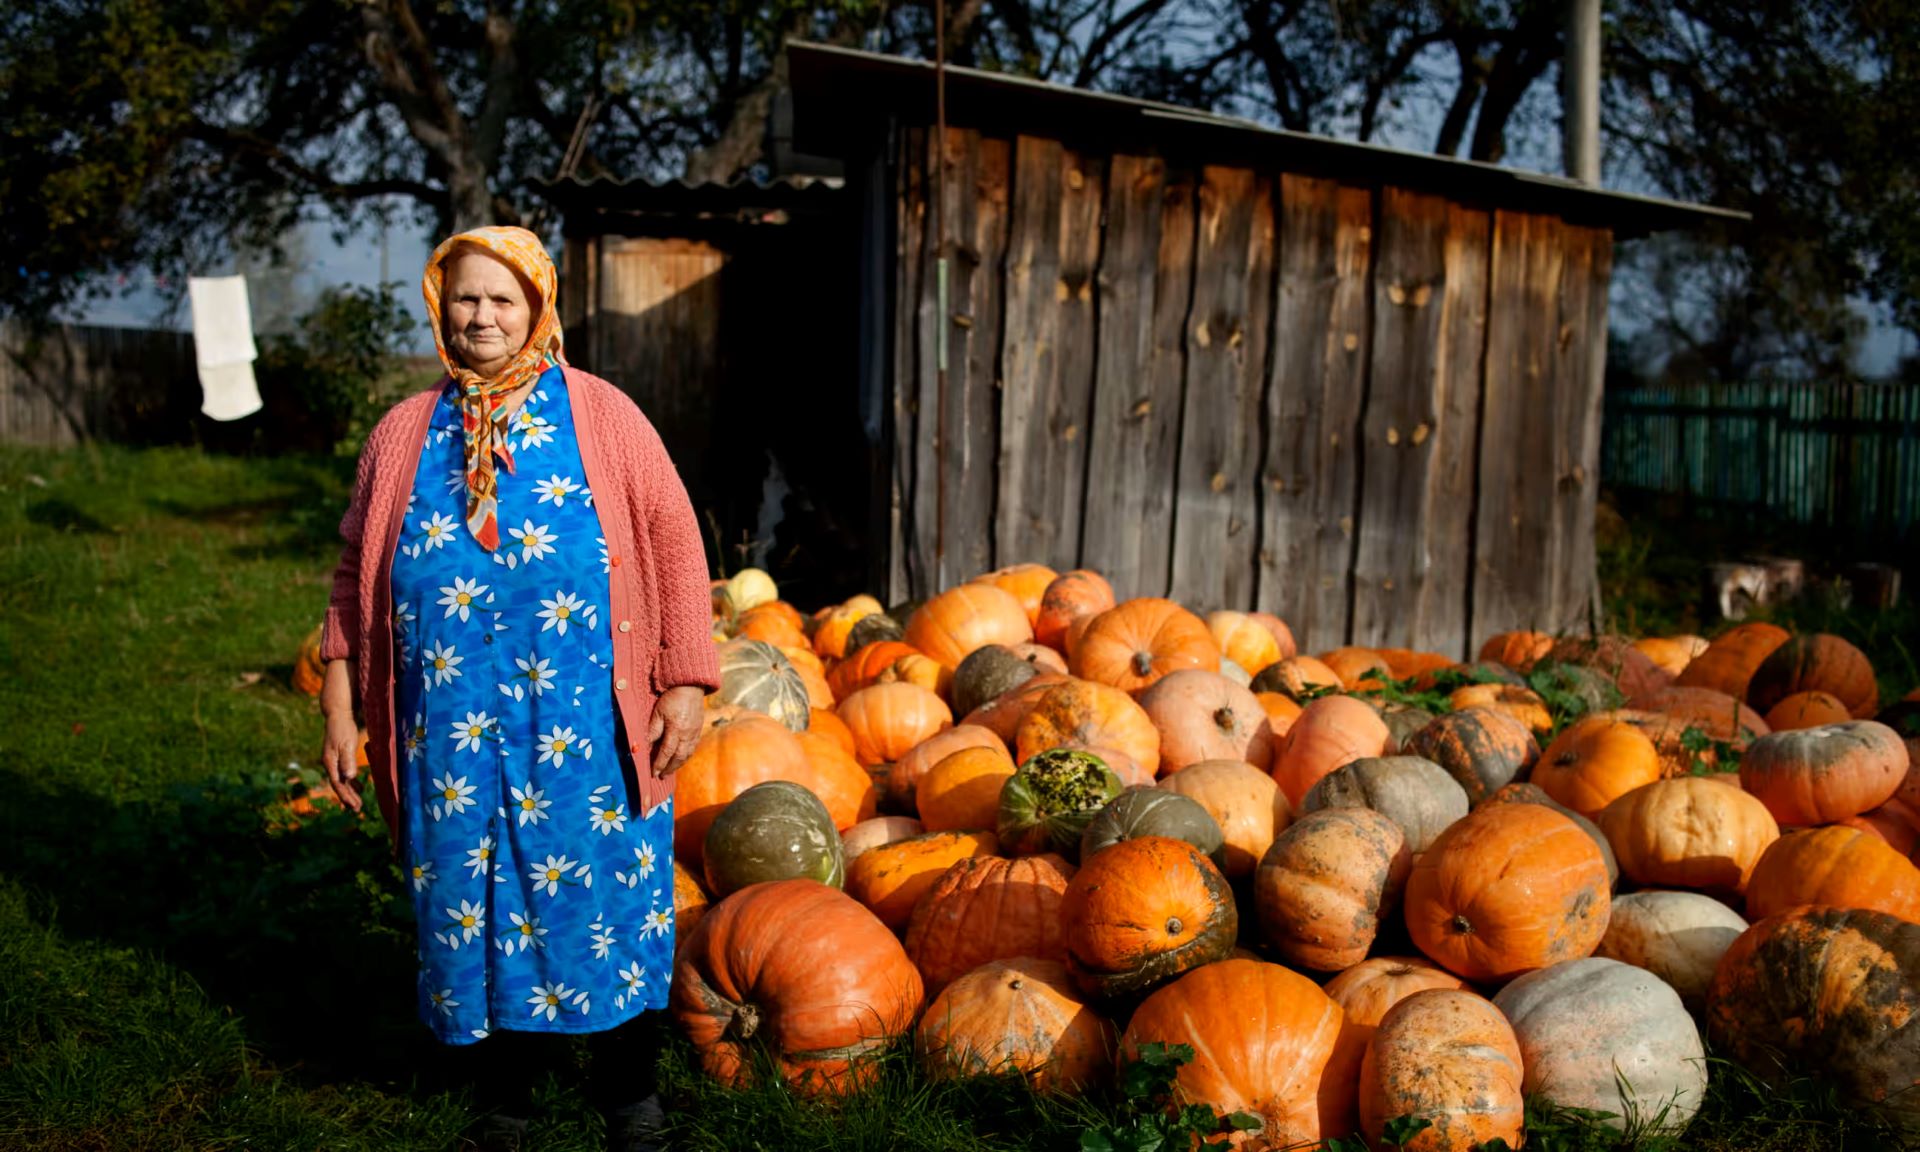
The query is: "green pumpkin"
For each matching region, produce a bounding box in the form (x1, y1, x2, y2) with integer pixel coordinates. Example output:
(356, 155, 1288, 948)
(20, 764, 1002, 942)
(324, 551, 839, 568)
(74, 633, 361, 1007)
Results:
(1527, 661, 1624, 723)
(997, 748, 1123, 859)
(951, 644, 1038, 718)
(1079, 787, 1226, 869)
(715, 637, 811, 732)
(702, 780, 844, 897)
(845, 612, 905, 653)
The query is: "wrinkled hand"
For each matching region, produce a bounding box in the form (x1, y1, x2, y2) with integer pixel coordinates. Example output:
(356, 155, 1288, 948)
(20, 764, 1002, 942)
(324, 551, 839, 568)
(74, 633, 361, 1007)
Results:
(320, 706, 365, 813)
(648, 685, 706, 778)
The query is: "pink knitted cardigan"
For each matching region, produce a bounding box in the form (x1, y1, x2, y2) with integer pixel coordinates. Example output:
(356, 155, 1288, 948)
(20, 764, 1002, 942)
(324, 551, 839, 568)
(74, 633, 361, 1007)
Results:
(321, 366, 720, 849)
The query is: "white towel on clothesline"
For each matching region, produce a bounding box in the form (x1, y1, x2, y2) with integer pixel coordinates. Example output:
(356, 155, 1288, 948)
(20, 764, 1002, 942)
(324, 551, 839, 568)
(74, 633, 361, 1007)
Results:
(189, 275, 262, 421)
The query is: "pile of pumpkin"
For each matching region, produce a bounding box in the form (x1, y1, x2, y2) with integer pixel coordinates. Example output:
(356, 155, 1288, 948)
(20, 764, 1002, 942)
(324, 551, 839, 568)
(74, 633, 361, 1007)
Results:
(704, 568, 1918, 1147)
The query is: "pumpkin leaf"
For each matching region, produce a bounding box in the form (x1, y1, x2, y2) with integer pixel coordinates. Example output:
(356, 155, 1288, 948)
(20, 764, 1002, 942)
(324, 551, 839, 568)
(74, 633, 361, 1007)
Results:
(1219, 1110, 1263, 1133)
(1382, 1113, 1434, 1148)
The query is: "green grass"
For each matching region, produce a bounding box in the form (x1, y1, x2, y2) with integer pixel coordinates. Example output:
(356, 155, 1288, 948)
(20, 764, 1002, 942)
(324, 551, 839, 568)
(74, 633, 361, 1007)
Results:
(0, 445, 1911, 1151)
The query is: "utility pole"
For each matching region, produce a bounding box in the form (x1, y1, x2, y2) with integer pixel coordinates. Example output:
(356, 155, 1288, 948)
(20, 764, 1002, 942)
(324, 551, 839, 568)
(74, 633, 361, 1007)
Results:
(1564, 0, 1601, 184)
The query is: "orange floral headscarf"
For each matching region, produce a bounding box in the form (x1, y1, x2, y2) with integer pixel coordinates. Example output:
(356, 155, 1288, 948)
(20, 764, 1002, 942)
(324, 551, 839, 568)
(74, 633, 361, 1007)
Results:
(422, 226, 568, 552)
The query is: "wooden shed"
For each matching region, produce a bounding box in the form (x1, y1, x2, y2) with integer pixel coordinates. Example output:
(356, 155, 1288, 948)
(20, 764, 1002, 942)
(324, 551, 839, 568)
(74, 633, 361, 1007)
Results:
(786, 42, 1743, 658)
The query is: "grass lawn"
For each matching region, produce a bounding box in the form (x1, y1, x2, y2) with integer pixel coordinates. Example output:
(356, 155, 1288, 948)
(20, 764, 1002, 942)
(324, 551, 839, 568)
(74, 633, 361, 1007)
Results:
(0, 445, 1906, 1151)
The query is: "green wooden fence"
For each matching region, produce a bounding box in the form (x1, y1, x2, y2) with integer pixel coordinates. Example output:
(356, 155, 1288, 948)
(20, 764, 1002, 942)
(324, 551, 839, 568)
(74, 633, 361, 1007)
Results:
(1602, 381, 1920, 543)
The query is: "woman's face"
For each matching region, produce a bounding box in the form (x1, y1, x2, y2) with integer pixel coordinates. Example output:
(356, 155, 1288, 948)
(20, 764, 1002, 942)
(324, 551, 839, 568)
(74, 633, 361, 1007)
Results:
(443, 250, 535, 377)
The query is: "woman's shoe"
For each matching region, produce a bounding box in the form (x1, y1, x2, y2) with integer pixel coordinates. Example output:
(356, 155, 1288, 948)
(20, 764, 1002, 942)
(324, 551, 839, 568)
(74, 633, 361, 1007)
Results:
(602, 1093, 667, 1152)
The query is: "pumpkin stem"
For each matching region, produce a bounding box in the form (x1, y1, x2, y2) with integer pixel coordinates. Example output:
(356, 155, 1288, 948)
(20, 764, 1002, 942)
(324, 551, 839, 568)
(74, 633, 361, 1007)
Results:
(730, 1003, 761, 1041)
(1450, 914, 1474, 936)
(1213, 706, 1235, 731)
(1132, 650, 1155, 677)
(1165, 916, 1184, 935)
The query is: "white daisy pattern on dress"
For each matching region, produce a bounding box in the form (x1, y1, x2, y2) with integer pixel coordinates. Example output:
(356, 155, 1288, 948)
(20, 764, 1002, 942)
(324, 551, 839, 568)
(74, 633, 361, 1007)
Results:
(392, 370, 673, 1044)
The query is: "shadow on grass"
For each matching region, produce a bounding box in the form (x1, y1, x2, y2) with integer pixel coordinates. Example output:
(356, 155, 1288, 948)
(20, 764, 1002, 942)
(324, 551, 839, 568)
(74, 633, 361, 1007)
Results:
(24, 498, 115, 535)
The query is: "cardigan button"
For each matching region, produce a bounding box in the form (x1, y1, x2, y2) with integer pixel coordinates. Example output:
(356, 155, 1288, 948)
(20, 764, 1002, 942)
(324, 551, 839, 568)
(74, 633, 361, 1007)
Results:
(610, 554, 621, 567)
(615, 677, 628, 691)
(618, 620, 632, 633)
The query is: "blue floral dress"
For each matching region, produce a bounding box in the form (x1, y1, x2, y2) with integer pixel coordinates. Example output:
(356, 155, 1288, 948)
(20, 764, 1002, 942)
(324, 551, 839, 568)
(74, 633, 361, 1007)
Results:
(391, 366, 675, 1045)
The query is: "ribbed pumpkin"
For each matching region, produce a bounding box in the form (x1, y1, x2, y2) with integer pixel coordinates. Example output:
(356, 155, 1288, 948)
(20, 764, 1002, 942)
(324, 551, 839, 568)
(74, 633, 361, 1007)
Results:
(1271, 694, 1391, 808)
(905, 584, 1034, 670)
(1255, 807, 1410, 972)
(1157, 759, 1292, 881)
(917, 747, 1017, 832)
(962, 673, 1072, 745)
(671, 879, 923, 1095)
(1120, 959, 1356, 1146)
(840, 815, 924, 861)
(1634, 685, 1771, 748)
(1597, 776, 1779, 895)
(1250, 655, 1344, 701)
(702, 780, 845, 897)
(1302, 755, 1468, 855)
(1318, 647, 1391, 691)
(1740, 720, 1908, 825)
(971, 563, 1059, 626)
(1069, 598, 1221, 694)
(291, 624, 325, 696)
(1061, 836, 1237, 999)
(904, 853, 1076, 995)
(1844, 797, 1920, 856)
(1747, 632, 1879, 719)
(1207, 610, 1283, 676)
(1014, 680, 1162, 777)
(673, 860, 710, 950)
(1446, 683, 1552, 739)
(1378, 705, 1436, 755)
(1673, 621, 1791, 700)
(673, 715, 816, 868)
(1079, 787, 1226, 869)
(1533, 716, 1663, 820)
(736, 605, 808, 649)
(1374, 649, 1456, 682)
(1706, 907, 1920, 1126)
(1591, 708, 1718, 776)
(1361, 990, 1525, 1152)
(888, 724, 1010, 813)
(1403, 708, 1539, 807)
(812, 602, 876, 661)
(917, 956, 1113, 1093)
(1764, 689, 1854, 731)
(1594, 890, 1748, 1014)
(1493, 958, 1706, 1135)
(1744, 825, 1920, 922)
(828, 640, 922, 701)
(1323, 957, 1467, 1057)
(1406, 803, 1611, 982)
(1632, 634, 1709, 678)
(1479, 781, 1620, 885)
(843, 829, 1000, 931)
(1136, 669, 1276, 774)
(876, 651, 952, 701)
(780, 645, 837, 711)
(791, 729, 882, 831)
(836, 681, 953, 768)
(1033, 569, 1116, 653)
(809, 708, 856, 756)
(1477, 630, 1553, 671)
(997, 748, 1125, 858)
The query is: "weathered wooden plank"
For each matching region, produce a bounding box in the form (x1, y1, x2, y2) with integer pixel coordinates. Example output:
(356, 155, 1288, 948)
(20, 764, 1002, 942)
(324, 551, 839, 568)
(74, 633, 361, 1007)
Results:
(1351, 188, 1449, 652)
(1470, 211, 1565, 648)
(891, 127, 927, 602)
(1561, 225, 1612, 635)
(996, 137, 1106, 572)
(1080, 156, 1193, 600)
(1259, 176, 1374, 653)
(1170, 166, 1275, 611)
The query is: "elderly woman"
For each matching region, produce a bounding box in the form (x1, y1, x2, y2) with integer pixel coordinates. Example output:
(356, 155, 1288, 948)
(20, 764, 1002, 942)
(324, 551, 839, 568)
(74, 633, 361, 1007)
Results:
(317, 226, 716, 1151)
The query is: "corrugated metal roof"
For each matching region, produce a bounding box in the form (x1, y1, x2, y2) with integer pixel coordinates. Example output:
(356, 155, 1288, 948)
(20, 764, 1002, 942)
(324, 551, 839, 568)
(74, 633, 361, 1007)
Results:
(787, 42, 1747, 239)
(537, 172, 845, 227)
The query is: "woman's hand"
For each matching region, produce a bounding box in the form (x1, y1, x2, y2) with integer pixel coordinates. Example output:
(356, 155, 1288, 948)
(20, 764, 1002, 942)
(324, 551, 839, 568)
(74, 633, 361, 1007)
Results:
(320, 658, 365, 813)
(649, 686, 706, 778)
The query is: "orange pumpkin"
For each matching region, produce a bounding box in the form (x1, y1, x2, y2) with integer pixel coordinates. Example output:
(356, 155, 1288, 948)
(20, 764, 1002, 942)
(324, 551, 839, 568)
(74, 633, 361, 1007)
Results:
(1447, 683, 1553, 739)
(836, 681, 953, 768)
(737, 608, 808, 650)
(1137, 669, 1277, 774)
(1360, 989, 1525, 1152)
(1014, 680, 1162, 778)
(1402, 708, 1540, 806)
(1319, 647, 1392, 691)
(672, 859, 710, 951)
(1632, 635, 1709, 679)
(1158, 758, 1293, 881)
(887, 724, 1011, 814)
(1069, 598, 1221, 694)
(1841, 798, 1920, 858)
(1747, 633, 1880, 719)
(1270, 695, 1391, 807)
(1597, 777, 1780, 894)
(1739, 720, 1908, 825)
(1405, 803, 1612, 982)
(1033, 570, 1117, 653)
(1744, 825, 1920, 922)
(1546, 635, 1673, 704)
(960, 673, 1072, 745)
(792, 729, 883, 831)
(904, 853, 1076, 995)
(1592, 708, 1721, 777)
(916, 956, 1113, 1094)
(1764, 690, 1853, 731)
(1255, 691, 1305, 737)
(1374, 648, 1456, 682)
(1060, 836, 1237, 999)
(905, 584, 1034, 670)
(1533, 716, 1663, 820)
(673, 715, 816, 867)
(841, 815, 925, 861)
(1254, 807, 1410, 972)
(1247, 611, 1300, 660)
(1477, 630, 1553, 671)
(1635, 685, 1771, 748)
(291, 624, 325, 696)
(1674, 621, 1792, 701)
(844, 830, 1000, 931)
(1252, 655, 1344, 701)
(778, 646, 836, 710)
(1207, 610, 1283, 676)
(1009, 643, 1069, 675)
(1120, 959, 1356, 1146)
(971, 563, 1060, 629)
(812, 603, 875, 661)
(671, 879, 923, 1095)
(828, 640, 922, 701)
(1322, 956, 1466, 1058)
(876, 651, 953, 701)
(917, 747, 1017, 832)
(809, 708, 856, 756)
